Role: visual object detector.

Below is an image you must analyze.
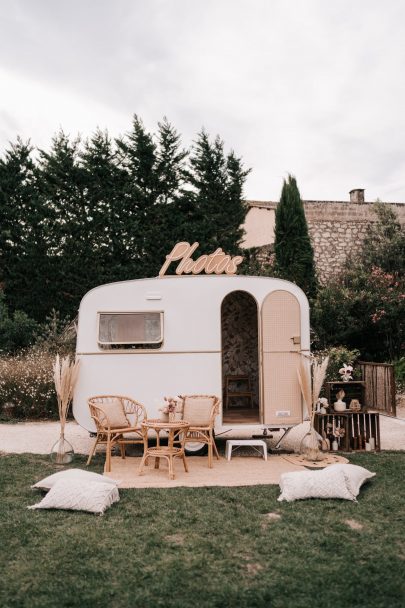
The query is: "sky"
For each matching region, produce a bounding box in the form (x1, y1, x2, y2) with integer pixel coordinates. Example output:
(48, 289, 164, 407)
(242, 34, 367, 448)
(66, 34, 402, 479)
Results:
(1, 0, 405, 202)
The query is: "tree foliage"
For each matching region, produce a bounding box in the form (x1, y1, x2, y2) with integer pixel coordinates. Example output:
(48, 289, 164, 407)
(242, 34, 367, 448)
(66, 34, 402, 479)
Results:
(273, 174, 317, 298)
(312, 203, 405, 361)
(0, 118, 249, 325)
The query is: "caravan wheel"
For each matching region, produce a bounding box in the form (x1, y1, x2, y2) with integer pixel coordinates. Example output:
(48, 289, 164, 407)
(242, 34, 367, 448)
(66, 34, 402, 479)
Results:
(184, 441, 208, 456)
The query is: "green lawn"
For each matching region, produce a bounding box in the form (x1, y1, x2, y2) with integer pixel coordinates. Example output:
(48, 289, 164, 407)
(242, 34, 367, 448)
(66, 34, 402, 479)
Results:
(0, 452, 404, 608)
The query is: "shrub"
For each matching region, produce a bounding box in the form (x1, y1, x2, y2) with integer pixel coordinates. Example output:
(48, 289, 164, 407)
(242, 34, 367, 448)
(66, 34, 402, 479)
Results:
(35, 310, 76, 356)
(313, 346, 361, 384)
(0, 350, 57, 420)
(0, 293, 38, 354)
(312, 203, 405, 361)
(393, 357, 405, 393)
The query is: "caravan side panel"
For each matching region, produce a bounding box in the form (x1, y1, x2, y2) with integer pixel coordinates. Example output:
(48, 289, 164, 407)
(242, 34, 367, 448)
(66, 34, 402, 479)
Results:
(74, 352, 222, 431)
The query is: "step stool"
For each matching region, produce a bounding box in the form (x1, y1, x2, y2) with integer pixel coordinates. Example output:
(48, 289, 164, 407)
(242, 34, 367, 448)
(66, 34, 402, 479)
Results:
(225, 439, 268, 461)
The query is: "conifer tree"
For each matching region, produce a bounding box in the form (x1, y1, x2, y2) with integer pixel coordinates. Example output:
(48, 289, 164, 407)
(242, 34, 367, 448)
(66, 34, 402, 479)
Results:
(0, 138, 51, 320)
(80, 129, 128, 285)
(116, 116, 188, 277)
(185, 131, 249, 256)
(274, 174, 317, 298)
(37, 132, 89, 318)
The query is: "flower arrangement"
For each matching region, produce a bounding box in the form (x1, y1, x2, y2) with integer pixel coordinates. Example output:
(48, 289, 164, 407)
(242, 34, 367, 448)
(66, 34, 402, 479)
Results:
(339, 363, 353, 382)
(160, 396, 179, 421)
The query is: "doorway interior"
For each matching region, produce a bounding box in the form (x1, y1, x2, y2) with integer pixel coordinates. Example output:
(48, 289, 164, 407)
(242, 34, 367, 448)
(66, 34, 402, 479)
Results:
(221, 290, 260, 424)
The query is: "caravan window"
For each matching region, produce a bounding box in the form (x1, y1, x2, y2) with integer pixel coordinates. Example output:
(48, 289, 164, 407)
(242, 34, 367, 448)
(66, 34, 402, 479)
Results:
(98, 312, 163, 349)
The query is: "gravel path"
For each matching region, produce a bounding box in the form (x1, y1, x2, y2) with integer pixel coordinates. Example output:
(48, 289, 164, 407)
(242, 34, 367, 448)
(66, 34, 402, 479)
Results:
(0, 414, 404, 455)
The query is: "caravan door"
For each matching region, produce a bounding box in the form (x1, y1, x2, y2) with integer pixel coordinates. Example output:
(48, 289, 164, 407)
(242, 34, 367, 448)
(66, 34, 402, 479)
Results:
(261, 290, 302, 425)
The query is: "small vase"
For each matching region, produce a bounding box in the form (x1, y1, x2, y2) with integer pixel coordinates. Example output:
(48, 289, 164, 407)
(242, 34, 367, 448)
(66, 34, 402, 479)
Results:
(300, 429, 325, 462)
(334, 400, 346, 412)
(50, 434, 74, 464)
(168, 412, 175, 422)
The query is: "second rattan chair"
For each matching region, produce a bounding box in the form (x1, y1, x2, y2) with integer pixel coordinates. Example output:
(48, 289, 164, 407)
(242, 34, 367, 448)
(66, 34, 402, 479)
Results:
(178, 395, 220, 468)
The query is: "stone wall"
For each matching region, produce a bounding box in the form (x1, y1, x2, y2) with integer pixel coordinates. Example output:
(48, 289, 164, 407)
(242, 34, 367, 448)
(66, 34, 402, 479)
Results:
(244, 200, 405, 283)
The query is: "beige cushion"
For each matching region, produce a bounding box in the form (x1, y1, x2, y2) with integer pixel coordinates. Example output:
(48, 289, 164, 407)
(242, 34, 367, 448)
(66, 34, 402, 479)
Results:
(278, 468, 355, 502)
(97, 399, 129, 428)
(32, 469, 119, 491)
(183, 397, 214, 426)
(28, 479, 120, 514)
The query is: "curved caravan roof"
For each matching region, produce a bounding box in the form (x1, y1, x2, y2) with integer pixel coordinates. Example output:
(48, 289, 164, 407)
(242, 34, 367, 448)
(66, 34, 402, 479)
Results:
(77, 275, 310, 354)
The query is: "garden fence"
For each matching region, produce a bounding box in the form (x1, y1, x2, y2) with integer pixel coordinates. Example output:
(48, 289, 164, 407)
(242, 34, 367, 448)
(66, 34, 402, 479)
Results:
(358, 361, 396, 416)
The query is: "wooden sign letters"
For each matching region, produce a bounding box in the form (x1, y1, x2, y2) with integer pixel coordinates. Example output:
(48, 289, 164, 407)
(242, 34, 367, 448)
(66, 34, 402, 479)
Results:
(159, 242, 244, 277)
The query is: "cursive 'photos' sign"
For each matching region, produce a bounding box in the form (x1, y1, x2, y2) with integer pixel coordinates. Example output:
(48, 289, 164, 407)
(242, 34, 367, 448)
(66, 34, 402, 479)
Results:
(159, 242, 244, 277)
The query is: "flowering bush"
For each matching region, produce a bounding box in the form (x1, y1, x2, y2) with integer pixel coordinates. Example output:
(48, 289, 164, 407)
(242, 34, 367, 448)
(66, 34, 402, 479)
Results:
(313, 346, 361, 384)
(0, 350, 57, 420)
(312, 203, 404, 361)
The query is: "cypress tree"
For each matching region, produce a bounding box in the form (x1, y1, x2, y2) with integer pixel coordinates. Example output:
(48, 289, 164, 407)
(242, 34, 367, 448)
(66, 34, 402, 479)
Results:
(274, 174, 317, 298)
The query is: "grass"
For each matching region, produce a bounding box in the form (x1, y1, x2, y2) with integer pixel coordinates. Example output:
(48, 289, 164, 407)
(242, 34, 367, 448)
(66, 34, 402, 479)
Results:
(0, 452, 404, 608)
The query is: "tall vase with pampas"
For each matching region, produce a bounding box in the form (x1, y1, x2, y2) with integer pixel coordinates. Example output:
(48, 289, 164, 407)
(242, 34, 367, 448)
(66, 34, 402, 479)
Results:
(50, 355, 80, 464)
(297, 355, 329, 461)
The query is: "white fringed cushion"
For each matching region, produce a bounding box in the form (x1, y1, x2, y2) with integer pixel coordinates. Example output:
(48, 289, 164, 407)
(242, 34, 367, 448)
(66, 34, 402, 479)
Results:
(326, 464, 376, 497)
(183, 397, 214, 426)
(98, 400, 129, 428)
(28, 479, 120, 514)
(278, 467, 355, 502)
(32, 469, 119, 491)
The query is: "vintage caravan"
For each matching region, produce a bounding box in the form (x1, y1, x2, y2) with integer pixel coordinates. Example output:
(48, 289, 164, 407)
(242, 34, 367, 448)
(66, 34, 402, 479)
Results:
(74, 271, 310, 446)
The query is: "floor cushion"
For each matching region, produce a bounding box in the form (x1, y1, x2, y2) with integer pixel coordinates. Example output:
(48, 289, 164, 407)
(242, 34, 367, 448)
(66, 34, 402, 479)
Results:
(32, 468, 119, 491)
(278, 467, 356, 502)
(28, 479, 120, 514)
(326, 463, 376, 497)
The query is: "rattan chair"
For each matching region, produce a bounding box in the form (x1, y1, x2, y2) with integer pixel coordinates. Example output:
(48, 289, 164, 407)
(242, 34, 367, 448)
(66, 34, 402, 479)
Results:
(87, 395, 147, 472)
(178, 395, 220, 468)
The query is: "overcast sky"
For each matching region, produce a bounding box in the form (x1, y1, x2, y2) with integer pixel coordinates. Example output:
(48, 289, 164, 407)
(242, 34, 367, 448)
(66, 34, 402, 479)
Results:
(1, 0, 404, 201)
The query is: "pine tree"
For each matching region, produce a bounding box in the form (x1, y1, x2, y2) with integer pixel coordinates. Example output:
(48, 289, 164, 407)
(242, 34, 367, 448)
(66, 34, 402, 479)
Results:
(185, 131, 249, 256)
(80, 129, 128, 285)
(35, 131, 89, 319)
(116, 116, 188, 277)
(274, 174, 317, 298)
(0, 138, 51, 320)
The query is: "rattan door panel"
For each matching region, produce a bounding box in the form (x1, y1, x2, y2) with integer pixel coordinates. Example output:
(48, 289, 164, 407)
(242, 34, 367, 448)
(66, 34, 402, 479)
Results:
(261, 291, 302, 425)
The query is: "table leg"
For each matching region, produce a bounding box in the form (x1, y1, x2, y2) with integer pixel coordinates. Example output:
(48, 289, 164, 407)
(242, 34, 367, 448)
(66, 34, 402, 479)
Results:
(169, 456, 174, 480)
(182, 453, 188, 472)
(138, 452, 148, 476)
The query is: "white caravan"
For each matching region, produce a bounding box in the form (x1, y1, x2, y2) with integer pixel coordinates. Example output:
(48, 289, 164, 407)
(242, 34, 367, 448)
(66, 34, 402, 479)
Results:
(74, 275, 310, 440)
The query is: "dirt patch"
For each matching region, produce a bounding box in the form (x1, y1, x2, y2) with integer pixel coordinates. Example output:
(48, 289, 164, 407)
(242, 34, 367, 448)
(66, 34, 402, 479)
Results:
(246, 563, 263, 576)
(261, 511, 282, 530)
(264, 512, 282, 521)
(165, 533, 186, 546)
(345, 519, 364, 530)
